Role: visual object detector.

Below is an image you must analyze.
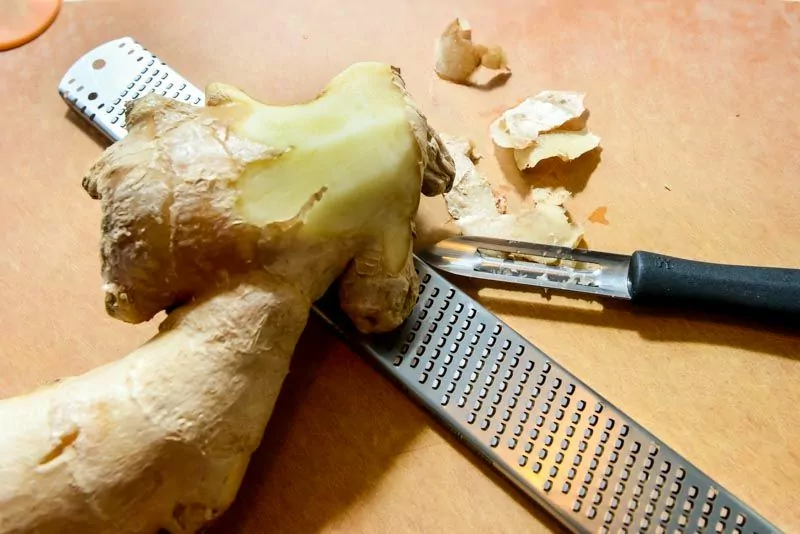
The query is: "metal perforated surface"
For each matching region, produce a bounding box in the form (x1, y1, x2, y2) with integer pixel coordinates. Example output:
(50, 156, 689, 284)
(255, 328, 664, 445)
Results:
(58, 37, 204, 141)
(60, 38, 780, 534)
(316, 265, 777, 534)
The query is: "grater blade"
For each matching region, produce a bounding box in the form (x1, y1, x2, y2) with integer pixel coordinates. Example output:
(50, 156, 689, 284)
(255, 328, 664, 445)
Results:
(59, 37, 782, 534)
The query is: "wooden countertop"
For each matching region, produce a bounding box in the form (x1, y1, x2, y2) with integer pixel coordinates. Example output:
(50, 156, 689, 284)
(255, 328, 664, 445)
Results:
(1, 0, 798, 532)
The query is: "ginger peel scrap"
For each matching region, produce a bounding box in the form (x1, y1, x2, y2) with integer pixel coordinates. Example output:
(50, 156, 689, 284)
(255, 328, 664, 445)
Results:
(490, 90, 601, 171)
(434, 18, 510, 85)
(442, 135, 583, 249)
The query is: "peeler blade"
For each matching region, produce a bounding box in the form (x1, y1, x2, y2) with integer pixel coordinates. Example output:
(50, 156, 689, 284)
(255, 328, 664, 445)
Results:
(419, 235, 633, 299)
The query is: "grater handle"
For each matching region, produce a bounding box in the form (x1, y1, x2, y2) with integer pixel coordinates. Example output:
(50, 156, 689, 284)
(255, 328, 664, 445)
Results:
(629, 250, 800, 317)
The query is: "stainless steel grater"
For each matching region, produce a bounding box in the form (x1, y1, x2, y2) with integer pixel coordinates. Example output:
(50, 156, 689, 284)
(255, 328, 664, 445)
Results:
(59, 37, 781, 534)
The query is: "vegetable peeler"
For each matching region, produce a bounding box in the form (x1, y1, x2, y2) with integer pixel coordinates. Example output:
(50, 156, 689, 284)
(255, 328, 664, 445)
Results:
(420, 235, 800, 318)
(60, 37, 783, 534)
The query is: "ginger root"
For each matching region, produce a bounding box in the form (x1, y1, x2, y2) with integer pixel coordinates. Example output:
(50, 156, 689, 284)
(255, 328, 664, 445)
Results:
(0, 62, 454, 533)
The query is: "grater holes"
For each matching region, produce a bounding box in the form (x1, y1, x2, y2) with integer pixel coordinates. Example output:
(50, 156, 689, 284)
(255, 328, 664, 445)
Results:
(735, 513, 746, 526)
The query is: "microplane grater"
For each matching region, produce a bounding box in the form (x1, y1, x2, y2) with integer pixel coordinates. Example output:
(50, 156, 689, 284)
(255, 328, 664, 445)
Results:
(58, 37, 781, 534)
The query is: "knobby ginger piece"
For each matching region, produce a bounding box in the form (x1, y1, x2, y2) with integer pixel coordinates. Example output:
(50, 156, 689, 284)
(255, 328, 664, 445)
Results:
(514, 129, 601, 170)
(434, 18, 510, 85)
(441, 136, 583, 248)
(0, 62, 455, 534)
(490, 90, 600, 171)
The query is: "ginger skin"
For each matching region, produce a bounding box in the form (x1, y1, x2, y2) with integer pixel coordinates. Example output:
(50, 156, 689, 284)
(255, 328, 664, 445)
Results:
(0, 62, 454, 534)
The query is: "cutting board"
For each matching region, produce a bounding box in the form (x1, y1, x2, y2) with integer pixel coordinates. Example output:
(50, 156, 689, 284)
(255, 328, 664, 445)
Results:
(1, 0, 798, 532)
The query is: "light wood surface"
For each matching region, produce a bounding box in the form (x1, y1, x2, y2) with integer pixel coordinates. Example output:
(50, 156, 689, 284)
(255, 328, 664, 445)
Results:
(1, 0, 798, 532)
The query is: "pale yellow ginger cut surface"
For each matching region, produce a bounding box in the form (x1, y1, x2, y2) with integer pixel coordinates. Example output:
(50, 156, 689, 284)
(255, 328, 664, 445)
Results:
(442, 135, 583, 248)
(0, 62, 455, 534)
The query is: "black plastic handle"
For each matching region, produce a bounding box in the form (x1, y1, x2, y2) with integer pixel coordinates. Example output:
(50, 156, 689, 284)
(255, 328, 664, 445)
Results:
(628, 251, 800, 316)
